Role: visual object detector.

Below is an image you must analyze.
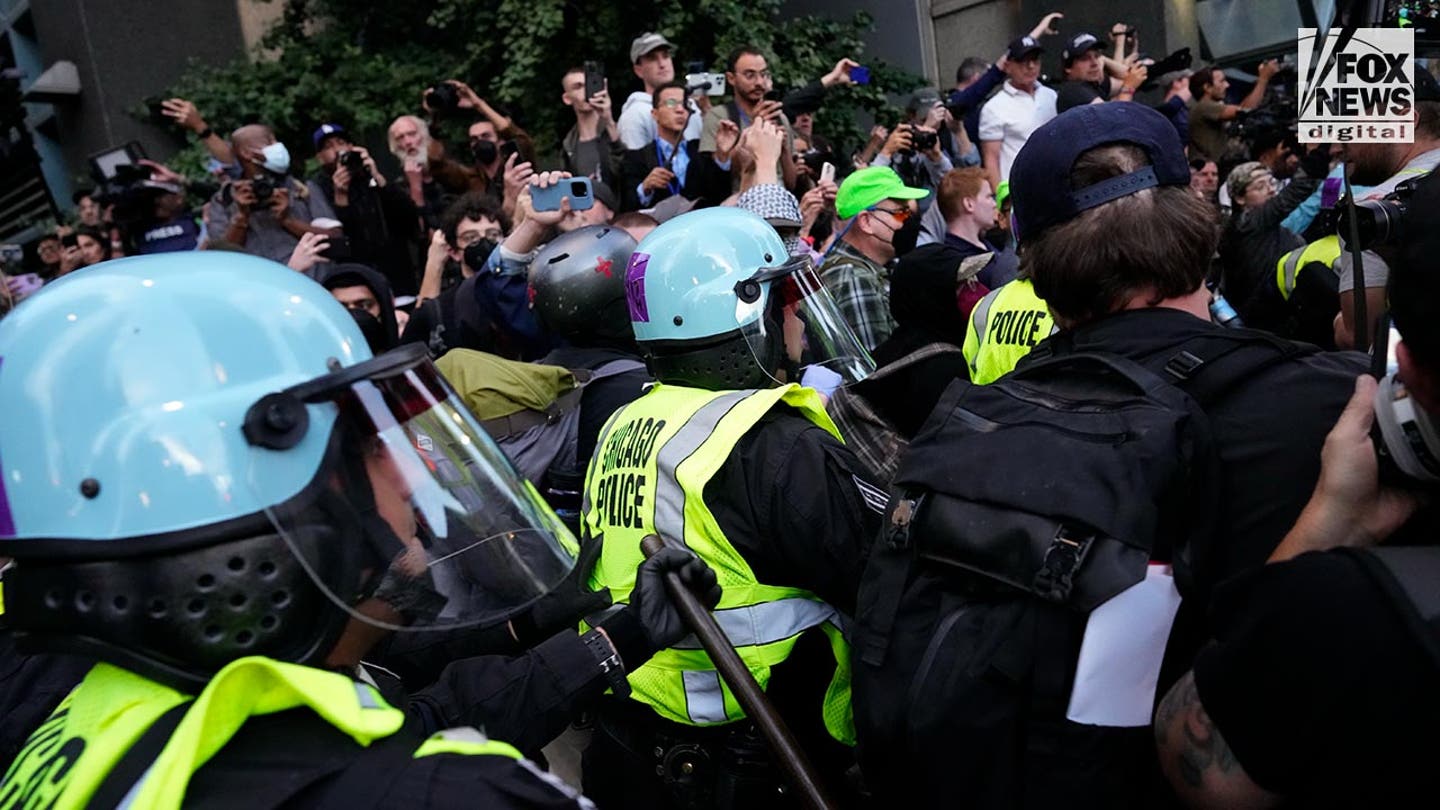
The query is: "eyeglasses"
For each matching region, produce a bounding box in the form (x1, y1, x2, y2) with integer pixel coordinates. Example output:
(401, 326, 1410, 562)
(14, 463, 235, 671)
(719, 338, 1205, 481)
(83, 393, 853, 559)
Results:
(869, 206, 913, 223)
(458, 230, 503, 247)
(737, 70, 772, 81)
(657, 98, 686, 109)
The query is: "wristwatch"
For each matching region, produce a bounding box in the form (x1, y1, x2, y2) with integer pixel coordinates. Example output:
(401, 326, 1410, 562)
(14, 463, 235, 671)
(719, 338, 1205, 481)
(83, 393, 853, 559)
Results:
(582, 629, 632, 697)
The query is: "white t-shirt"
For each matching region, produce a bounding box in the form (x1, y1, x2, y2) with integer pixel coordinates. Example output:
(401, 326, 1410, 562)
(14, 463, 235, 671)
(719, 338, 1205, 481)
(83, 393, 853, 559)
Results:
(617, 91, 703, 150)
(978, 81, 1059, 182)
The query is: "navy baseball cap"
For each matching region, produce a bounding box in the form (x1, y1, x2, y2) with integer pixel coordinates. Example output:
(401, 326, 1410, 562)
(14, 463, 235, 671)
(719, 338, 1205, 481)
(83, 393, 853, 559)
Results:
(1062, 33, 1102, 65)
(1007, 36, 1044, 61)
(312, 123, 348, 149)
(1010, 102, 1190, 244)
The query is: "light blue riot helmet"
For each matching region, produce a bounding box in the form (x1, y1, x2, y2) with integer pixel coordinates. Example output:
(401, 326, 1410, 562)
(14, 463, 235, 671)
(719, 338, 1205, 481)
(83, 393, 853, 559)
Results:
(0, 253, 576, 689)
(624, 207, 874, 390)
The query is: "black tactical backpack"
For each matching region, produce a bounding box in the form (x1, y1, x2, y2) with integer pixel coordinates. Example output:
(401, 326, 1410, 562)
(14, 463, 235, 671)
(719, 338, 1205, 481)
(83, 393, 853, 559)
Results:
(851, 328, 1312, 808)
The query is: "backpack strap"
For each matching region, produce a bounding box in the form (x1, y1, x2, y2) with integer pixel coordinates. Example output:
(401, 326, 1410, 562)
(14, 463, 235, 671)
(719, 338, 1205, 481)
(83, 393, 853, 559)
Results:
(477, 385, 585, 439)
(1154, 330, 1316, 409)
(584, 358, 648, 383)
(88, 700, 193, 809)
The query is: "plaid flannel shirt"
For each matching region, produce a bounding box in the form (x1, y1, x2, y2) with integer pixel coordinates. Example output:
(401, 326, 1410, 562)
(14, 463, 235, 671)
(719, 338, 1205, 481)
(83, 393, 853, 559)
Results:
(818, 241, 895, 352)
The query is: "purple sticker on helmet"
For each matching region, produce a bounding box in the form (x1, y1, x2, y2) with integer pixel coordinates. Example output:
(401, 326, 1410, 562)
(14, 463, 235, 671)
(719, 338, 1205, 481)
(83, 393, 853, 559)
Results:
(0, 357, 12, 536)
(626, 252, 651, 323)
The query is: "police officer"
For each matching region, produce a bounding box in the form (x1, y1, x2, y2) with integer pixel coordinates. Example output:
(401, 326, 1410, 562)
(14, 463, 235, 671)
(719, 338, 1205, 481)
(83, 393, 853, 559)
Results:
(579, 208, 888, 808)
(0, 253, 720, 807)
(962, 274, 1056, 383)
(529, 225, 652, 515)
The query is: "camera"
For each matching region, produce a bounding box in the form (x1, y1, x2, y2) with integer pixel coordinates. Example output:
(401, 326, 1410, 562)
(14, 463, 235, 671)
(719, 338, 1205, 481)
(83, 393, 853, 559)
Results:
(251, 172, 277, 205)
(426, 81, 461, 114)
(910, 126, 938, 153)
(1336, 176, 1420, 251)
(338, 149, 369, 179)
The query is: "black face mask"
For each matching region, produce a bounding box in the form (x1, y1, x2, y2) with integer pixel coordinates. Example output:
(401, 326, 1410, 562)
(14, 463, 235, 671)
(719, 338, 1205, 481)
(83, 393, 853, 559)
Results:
(463, 238, 498, 272)
(471, 139, 498, 165)
(891, 213, 923, 258)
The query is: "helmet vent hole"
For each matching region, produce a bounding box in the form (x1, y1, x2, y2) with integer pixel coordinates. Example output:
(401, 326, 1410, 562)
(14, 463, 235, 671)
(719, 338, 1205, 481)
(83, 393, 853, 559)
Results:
(271, 590, 291, 607)
(764, 253, 773, 263)
(79, 478, 100, 498)
(235, 630, 255, 647)
(227, 557, 246, 572)
(673, 315, 684, 326)
(149, 599, 168, 618)
(550, 252, 570, 264)
(75, 591, 95, 612)
(196, 573, 216, 590)
(112, 595, 129, 612)
(44, 589, 64, 610)
(229, 593, 248, 608)
(203, 625, 222, 641)
(260, 614, 278, 630)
(257, 561, 277, 578)
(186, 598, 206, 616)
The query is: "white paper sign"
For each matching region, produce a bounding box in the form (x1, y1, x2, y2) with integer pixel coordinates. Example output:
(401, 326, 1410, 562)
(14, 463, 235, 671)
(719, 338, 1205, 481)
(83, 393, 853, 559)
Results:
(1065, 564, 1183, 727)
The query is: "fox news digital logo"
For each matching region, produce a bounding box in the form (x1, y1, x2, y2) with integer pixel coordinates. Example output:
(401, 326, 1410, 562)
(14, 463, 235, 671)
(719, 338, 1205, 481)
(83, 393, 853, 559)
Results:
(1297, 27, 1415, 143)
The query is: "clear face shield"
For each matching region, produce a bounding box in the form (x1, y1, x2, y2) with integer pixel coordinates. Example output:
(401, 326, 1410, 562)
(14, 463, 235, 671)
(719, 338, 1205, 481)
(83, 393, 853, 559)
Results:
(246, 345, 577, 632)
(735, 253, 876, 389)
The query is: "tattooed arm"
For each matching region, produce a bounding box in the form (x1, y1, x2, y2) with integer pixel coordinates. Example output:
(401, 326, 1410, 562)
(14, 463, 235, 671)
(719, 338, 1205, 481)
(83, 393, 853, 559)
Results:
(1154, 671, 1281, 809)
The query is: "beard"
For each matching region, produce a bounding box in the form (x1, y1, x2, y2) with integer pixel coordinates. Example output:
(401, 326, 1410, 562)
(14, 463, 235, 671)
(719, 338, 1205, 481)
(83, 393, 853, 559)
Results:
(1345, 144, 1397, 186)
(391, 133, 431, 166)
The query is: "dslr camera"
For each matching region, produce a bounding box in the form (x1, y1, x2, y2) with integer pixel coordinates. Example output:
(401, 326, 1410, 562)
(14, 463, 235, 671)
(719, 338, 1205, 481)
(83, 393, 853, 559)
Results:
(910, 126, 938, 153)
(426, 81, 461, 114)
(1336, 176, 1420, 251)
(1357, 168, 1440, 483)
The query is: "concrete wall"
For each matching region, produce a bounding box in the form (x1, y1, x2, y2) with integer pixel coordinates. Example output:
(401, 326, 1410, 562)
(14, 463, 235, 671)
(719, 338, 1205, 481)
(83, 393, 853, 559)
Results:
(26, 0, 247, 195)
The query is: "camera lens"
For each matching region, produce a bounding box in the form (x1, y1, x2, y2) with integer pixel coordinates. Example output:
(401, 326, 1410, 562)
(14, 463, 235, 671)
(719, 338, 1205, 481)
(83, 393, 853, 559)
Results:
(571, 181, 587, 197)
(1373, 373, 1440, 483)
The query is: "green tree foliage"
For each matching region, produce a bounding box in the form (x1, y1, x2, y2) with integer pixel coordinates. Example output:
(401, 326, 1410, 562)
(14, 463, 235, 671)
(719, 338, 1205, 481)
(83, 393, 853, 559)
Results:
(161, 0, 923, 174)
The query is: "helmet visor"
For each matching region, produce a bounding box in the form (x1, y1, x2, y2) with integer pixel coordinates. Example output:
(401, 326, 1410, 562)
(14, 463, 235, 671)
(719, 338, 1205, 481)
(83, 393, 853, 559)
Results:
(248, 345, 578, 632)
(737, 254, 876, 388)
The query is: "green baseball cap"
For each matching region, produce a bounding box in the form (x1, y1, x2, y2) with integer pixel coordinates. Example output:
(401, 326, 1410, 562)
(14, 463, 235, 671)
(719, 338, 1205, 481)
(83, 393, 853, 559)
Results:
(836, 166, 929, 220)
(995, 180, 1011, 209)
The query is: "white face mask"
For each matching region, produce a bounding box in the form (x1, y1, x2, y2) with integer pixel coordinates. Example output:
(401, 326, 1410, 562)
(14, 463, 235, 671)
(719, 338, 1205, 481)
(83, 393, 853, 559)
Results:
(259, 142, 291, 175)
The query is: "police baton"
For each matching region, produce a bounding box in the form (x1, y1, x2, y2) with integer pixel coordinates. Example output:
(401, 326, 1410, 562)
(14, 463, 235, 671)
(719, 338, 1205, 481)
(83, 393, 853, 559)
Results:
(639, 534, 837, 810)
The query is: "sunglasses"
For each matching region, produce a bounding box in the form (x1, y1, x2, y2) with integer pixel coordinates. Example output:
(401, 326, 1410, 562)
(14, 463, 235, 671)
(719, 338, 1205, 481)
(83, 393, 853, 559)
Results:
(869, 205, 914, 223)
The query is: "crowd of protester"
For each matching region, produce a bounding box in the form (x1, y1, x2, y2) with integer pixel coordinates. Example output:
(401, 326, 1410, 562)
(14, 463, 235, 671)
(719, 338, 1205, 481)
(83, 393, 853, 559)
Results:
(3, 10, 1440, 810)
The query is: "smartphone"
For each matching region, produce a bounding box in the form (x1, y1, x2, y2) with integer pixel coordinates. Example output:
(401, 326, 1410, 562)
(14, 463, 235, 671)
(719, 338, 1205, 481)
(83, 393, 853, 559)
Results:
(0, 244, 22, 265)
(685, 72, 727, 96)
(819, 162, 836, 185)
(319, 235, 352, 262)
(61, 234, 79, 249)
(763, 89, 784, 103)
(849, 65, 871, 85)
(532, 177, 594, 212)
(584, 61, 605, 99)
(498, 141, 520, 165)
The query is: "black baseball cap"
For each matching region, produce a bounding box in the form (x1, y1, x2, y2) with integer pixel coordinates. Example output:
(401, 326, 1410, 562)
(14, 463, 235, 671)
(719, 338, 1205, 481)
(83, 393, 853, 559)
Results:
(1062, 33, 1103, 65)
(1010, 102, 1190, 244)
(1007, 36, 1044, 61)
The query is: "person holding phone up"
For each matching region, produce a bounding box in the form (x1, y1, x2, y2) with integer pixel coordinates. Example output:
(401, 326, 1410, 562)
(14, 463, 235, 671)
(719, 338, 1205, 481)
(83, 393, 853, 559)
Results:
(619, 81, 730, 211)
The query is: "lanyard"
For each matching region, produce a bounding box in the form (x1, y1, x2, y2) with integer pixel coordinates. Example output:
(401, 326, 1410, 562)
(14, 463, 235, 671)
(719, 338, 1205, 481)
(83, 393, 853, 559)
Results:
(654, 138, 682, 196)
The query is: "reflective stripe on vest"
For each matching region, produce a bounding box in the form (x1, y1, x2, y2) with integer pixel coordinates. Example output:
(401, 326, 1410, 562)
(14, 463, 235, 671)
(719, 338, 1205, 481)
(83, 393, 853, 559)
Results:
(962, 279, 1056, 385)
(581, 383, 856, 744)
(1275, 235, 1341, 300)
(1, 657, 404, 810)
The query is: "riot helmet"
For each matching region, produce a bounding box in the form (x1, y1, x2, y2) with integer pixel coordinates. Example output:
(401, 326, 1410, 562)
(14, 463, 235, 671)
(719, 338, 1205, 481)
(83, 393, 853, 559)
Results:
(0, 254, 576, 689)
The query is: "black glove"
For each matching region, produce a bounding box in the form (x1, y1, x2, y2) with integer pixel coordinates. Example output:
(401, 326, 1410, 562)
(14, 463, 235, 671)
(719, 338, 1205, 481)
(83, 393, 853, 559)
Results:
(628, 545, 723, 653)
(1300, 143, 1332, 179)
(509, 579, 613, 646)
